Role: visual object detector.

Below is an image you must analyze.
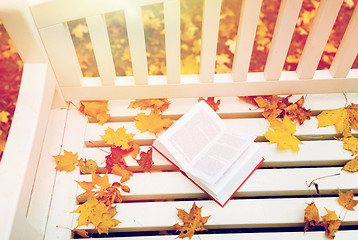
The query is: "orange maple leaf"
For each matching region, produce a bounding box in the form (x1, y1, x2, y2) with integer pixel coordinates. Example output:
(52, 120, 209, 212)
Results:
(342, 156, 358, 172)
(172, 202, 210, 239)
(111, 165, 133, 183)
(320, 208, 342, 239)
(53, 150, 80, 172)
(136, 148, 154, 172)
(337, 189, 358, 210)
(134, 112, 173, 134)
(79, 100, 110, 125)
(129, 98, 170, 113)
(304, 201, 320, 232)
(198, 97, 220, 112)
(101, 126, 135, 150)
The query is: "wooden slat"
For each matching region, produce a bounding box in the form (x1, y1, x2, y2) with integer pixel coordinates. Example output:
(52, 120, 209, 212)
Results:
(296, 0, 343, 79)
(231, 0, 262, 82)
(74, 198, 358, 231)
(164, 0, 181, 84)
(125, 7, 148, 85)
(330, 4, 358, 78)
(39, 23, 83, 87)
(44, 110, 87, 240)
(264, 0, 303, 81)
(199, 0, 222, 83)
(86, 14, 116, 85)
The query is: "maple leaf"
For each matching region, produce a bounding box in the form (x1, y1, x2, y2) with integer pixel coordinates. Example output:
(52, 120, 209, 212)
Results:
(53, 150, 80, 172)
(338, 136, 358, 156)
(264, 116, 302, 151)
(92, 172, 111, 189)
(72, 228, 90, 238)
(172, 202, 210, 239)
(101, 126, 135, 150)
(317, 108, 351, 137)
(346, 103, 358, 130)
(198, 97, 220, 112)
(72, 198, 120, 235)
(337, 189, 358, 210)
(80, 159, 98, 174)
(111, 165, 133, 183)
(136, 148, 154, 172)
(304, 201, 320, 232)
(76, 180, 96, 192)
(129, 98, 170, 113)
(79, 100, 110, 125)
(320, 208, 342, 239)
(342, 156, 358, 172)
(134, 112, 173, 134)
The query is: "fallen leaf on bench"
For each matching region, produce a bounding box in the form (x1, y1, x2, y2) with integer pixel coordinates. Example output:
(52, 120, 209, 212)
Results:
(101, 126, 135, 150)
(337, 189, 358, 210)
(304, 201, 320, 232)
(136, 147, 154, 172)
(111, 165, 133, 183)
(134, 112, 173, 134)
(53, 150, 80, 172)
(72, 228, 89, 238)
(198, 97, 220, 112)
(80, 159, 98, 174)
(72, 198, 120, 235)
(317, 108, 350, 138)
(79, 100, 110, 125)
(129, 98, 170, 113)
(338, 136, 358, 156)
(172, 202, 210, 239)
(320, 208, 342, 239)
(342, 156, 358, 172)
(264, 116, 302, 151)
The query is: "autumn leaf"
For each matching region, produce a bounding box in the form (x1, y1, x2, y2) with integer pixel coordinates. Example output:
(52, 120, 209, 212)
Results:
(92, 172, 111, 189)
(72, 198, 120, 235)
(342, 156, 358, 172)
(121, 184, 130, 193)
(79, 101, 110, 125)
(346, 103, 358, 130)
(198, 97, 220, 112)
(111, 165, 133, 183)
(304, 201, 320, 232)
(53, 150, 80, 172)
(337, 189, 358, 210)
(80, 159, 98, 174)
(338, 136, 358, 156)
(172, 202, 210, 239)
(76, 180, 96, 192)
(72, 228, 90, 238)
(101, 126, 135, 150)
(320, 208, 342, 239)
(317, 108, 351, 137)
(129, 98, 170, 113)
(136, 148, 154, 172)
(134, 112, 173, 134)
(264, 116, 302, 151)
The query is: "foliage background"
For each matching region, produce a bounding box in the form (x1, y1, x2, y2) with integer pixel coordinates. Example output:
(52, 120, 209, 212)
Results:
(1, 0, 358, 160)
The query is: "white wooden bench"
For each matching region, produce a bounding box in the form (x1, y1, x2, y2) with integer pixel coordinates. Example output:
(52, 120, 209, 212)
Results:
(1, 0, 358, 239)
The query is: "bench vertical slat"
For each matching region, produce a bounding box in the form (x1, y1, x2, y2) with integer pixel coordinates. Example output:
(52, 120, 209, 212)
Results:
(164, 0, 181, 84)
(39, 23, 83, 87)
(264, 0, 303, 81)
(199, 0, 222, 83)
(231, 0, 262, 82)
(86, 14, 116, 86)
(296, 0, 343, 79)
(125, 7, 149, 85)
(330, 4, 358, 78)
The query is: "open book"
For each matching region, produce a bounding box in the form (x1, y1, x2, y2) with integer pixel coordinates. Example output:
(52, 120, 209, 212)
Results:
(152, 100, 264, 207)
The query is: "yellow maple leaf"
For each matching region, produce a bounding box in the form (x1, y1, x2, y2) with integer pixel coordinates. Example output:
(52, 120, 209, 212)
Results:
(53, 150, 80, 172)
(92, 172, 111, 189)
(129, 98, 170, 113)
(316, 108, 351, 137)
(100, 126, 135, 150)
(264, 116, 302, 151)
(342, 156, 358, 172)
(111, 165, 133, 183)
(0, 111, 10, 123)
(320, 208, 342, 239)
(337, 189, 358, 211)
(304, 201, 320, 232)
(79, 101, 110, 125)
(338, 136, 358, 156)
(134, 112, 173, 134)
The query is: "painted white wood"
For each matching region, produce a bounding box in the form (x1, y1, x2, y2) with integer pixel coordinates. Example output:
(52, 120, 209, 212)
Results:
(330, 3, 358, 78)
(30, 0, 170, 28)
(264, 0, 303, 81)
(77, 167, 356, 201)
(26, 109, 67, 237)
(296, 0, 343, 79)
(164, 0, 181, 84)
(86, 14, 116, 85)
(74, 197, 358, 231)
(0, 64, 56, 240)
(44, 110, 87, 240)
(232, 0, 262, 82)
(39, 23, 83, 87)
(125, 7, 149, 85)
(199, 0, 222, 83)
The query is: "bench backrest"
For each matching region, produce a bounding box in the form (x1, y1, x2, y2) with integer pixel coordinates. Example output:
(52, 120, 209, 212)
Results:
(2, 0, 358, 101)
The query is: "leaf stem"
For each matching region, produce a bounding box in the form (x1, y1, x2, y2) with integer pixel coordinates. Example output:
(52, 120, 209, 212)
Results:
(307, 173, 340, 189)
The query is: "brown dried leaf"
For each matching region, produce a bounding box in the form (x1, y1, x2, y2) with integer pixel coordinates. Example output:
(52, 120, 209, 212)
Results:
(337, 189, 358, 210)
(342, 156, 358, 173)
